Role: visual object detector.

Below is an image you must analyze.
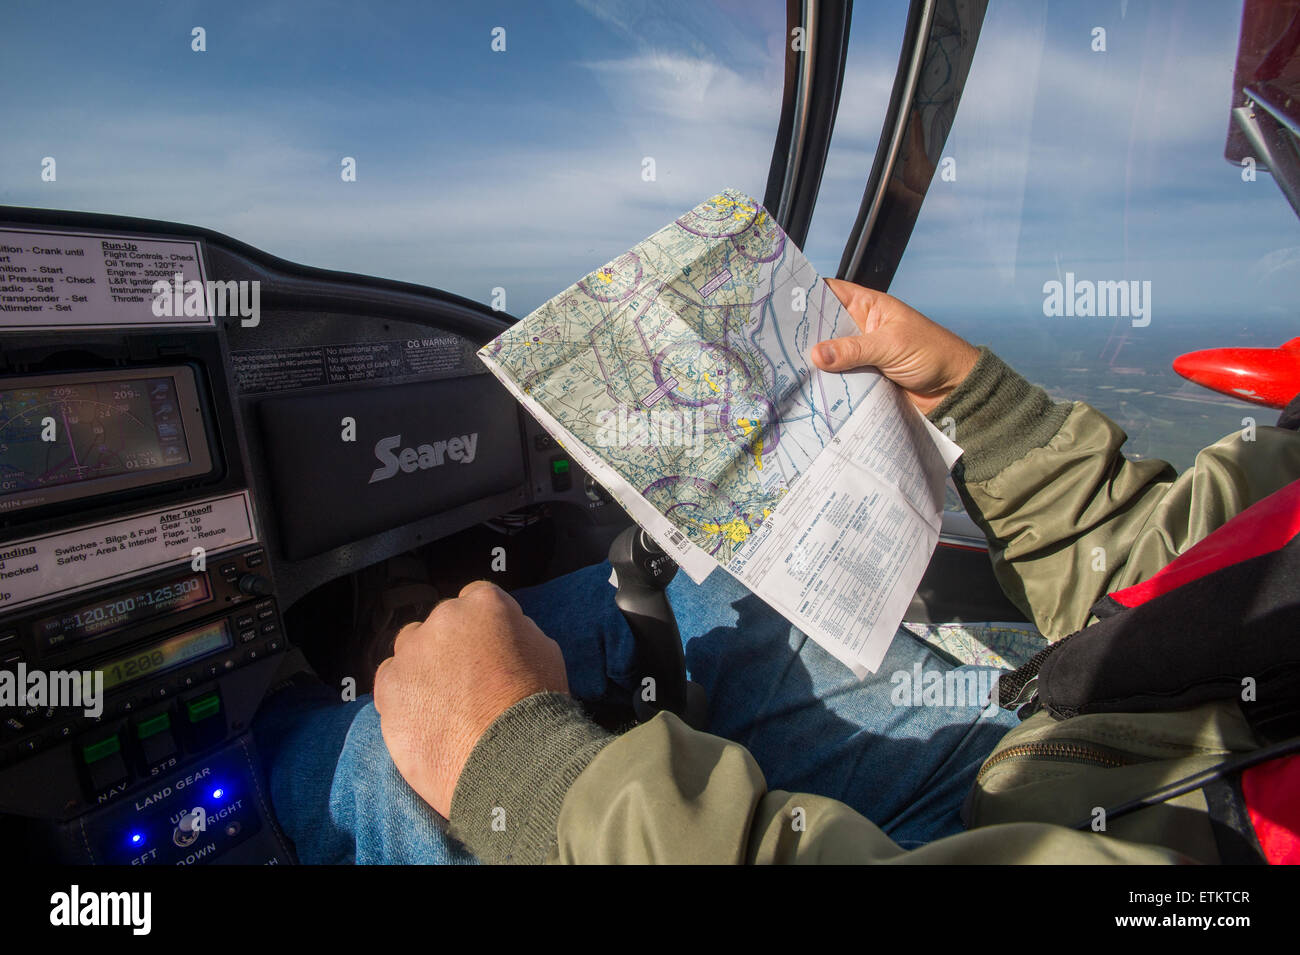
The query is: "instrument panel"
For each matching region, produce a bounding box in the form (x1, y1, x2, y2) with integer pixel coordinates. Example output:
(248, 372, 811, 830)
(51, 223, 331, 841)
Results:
(0, 208, 626, 865)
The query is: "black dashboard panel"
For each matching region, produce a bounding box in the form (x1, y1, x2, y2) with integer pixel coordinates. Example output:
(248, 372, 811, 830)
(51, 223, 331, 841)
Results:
(258, 375, 526, 559)
(0, 208, 550, 608)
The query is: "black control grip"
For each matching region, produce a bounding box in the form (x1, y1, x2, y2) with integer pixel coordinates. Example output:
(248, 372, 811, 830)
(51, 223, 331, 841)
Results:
(608, 527, 707, 729)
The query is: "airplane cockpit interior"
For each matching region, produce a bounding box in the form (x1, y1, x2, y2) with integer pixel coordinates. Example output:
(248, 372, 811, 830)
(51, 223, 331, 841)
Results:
(1, 0, 1298, 907)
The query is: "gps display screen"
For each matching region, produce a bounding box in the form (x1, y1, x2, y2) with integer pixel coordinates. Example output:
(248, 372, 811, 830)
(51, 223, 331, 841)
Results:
(0, 366, 214, 512)
(0, 376, 189, 487)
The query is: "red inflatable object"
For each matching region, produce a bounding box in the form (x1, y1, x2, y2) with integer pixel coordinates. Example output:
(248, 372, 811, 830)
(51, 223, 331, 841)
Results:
(1172, 337, 1300, 409)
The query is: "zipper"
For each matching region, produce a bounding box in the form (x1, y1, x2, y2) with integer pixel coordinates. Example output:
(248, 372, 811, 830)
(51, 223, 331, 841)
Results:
(976, 739, 1140, 785)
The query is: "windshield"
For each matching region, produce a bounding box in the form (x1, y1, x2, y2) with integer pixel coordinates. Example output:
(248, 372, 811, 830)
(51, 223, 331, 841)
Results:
(0, 0, 787, 317)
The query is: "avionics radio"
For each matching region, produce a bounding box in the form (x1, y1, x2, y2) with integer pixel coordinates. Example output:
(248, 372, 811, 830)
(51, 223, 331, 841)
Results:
(0, 545, 283, 800)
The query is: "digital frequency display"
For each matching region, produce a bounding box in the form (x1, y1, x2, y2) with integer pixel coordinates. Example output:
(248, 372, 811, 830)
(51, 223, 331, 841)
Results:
(98, 619, 232, 693)
(0, 376, 192, 497)
(35, 572, 213, 651)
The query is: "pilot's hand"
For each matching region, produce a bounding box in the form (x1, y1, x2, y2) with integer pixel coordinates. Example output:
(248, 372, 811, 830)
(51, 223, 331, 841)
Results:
(373, 580, 569, 819)
(811, 279, 979, 415)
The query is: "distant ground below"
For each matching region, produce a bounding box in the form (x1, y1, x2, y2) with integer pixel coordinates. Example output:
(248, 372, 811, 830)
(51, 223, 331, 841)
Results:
(936, 310, 1293, 473)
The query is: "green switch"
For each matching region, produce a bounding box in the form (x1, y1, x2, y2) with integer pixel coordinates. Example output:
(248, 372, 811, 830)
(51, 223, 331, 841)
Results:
(549, 455, 573, 492)
(82, 735, 121, 764)
(135, 712, 171, 740)
(185, 693, 221, 723)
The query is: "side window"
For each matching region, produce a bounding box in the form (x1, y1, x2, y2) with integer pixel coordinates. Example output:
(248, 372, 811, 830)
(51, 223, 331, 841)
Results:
(890, 0, 1298, 472)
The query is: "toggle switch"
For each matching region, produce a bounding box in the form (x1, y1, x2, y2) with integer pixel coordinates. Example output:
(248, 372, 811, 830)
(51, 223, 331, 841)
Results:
(134, 712, 177, 773)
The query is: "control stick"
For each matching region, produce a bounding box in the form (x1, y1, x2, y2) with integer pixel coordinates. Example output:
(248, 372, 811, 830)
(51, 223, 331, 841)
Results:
(608, 526, 708, 730)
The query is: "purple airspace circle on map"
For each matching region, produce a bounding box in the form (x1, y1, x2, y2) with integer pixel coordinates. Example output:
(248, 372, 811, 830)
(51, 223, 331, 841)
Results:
(578, 252, 642, 303)
(675, 195, 759, 238)
(643, 474, 723, 497)
(652, 341, 753, 408)
(730, 214, 786, 263)
(641, 475, 741, 557)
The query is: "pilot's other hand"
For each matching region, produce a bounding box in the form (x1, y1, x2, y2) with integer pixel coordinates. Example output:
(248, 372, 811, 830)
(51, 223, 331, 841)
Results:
(811, 279, 979, 415)
(373, 580, 569, 818)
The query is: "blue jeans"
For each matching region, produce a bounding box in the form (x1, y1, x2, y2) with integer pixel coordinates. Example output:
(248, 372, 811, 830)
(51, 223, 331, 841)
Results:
(252, 562, 1021, 864)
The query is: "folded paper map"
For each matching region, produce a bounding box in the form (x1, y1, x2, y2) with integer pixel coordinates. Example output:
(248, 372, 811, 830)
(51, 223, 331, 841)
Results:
(479, 189, 961, 675)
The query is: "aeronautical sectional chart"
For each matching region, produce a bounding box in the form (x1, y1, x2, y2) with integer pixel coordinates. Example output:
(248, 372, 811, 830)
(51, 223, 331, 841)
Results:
(480, 189, 959, 675)
(481, 189, 878, 566)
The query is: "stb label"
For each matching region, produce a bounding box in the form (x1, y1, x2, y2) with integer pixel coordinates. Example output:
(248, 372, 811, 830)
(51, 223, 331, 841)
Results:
(0, 491, 256, 612)
(0, 227, 210, 330)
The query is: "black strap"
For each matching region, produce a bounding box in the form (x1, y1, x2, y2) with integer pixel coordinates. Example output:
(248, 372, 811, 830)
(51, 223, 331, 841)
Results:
(1000, 537, 1300, 744)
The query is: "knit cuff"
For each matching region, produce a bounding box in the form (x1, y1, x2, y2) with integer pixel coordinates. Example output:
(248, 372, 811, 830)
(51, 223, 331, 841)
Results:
(926, 346, 1072, 483)
(448, 691, 612, 864)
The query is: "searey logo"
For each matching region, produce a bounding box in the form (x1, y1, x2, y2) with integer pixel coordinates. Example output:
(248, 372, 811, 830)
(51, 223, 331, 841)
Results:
(368, 432, 479, 484)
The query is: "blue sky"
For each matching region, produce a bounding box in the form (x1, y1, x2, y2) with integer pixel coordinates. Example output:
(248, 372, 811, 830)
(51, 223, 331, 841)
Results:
(0, 0, 787, 313)
(0, 0, 1295, 329)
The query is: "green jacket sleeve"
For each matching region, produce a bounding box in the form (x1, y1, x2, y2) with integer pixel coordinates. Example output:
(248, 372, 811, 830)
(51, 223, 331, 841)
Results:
(448, 693, 1184, 864)
(927, 347, 1300, 637)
